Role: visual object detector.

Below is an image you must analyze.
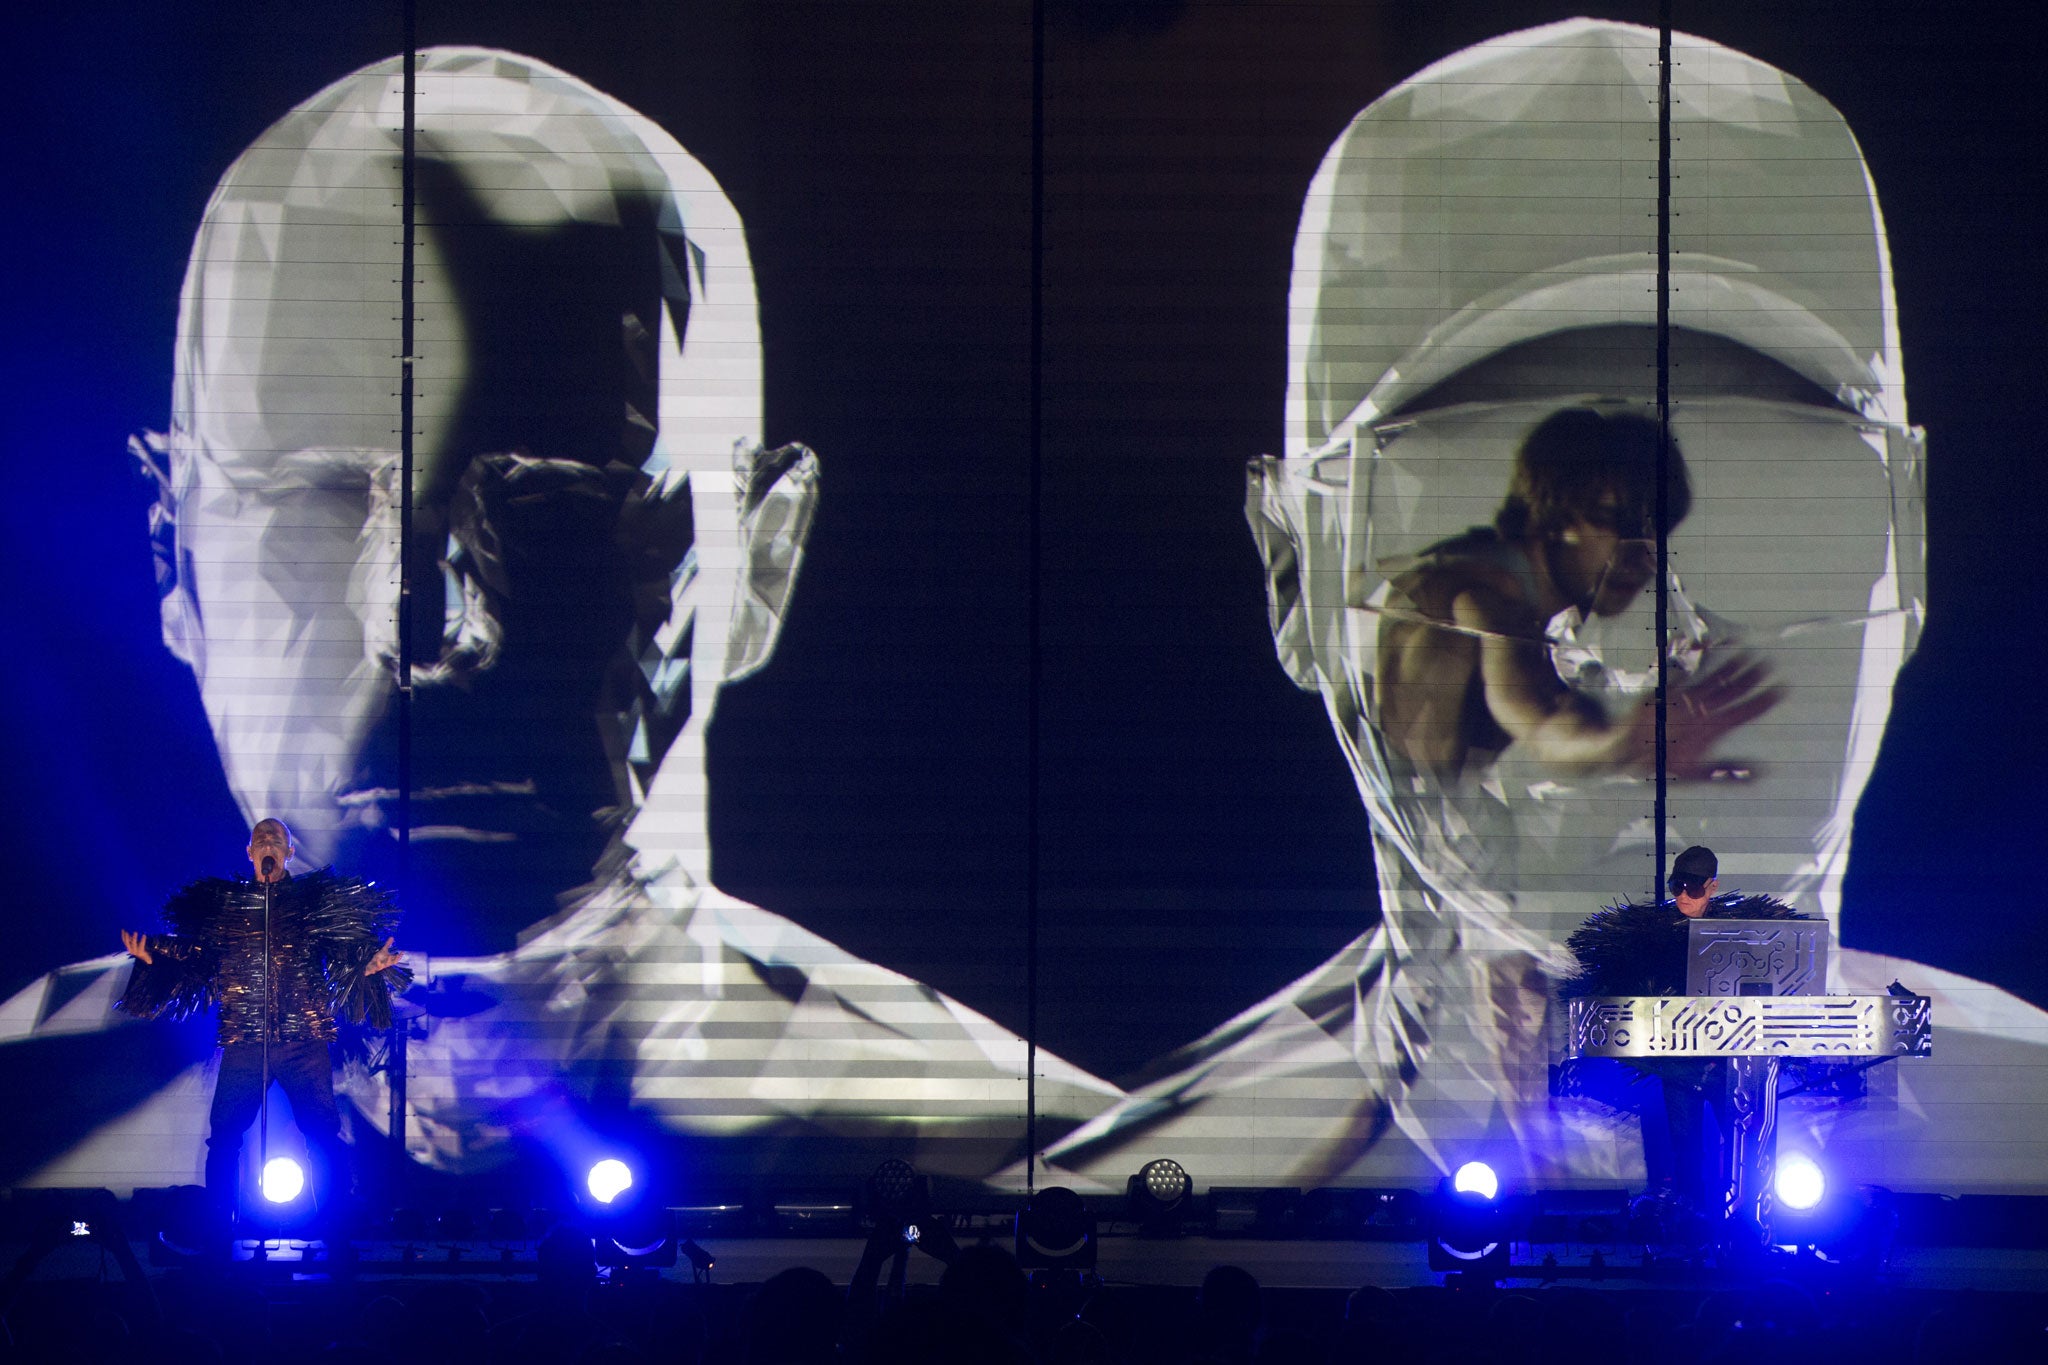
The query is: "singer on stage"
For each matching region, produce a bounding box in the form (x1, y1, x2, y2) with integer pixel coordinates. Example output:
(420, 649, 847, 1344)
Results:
(117, 818, 409, 1224)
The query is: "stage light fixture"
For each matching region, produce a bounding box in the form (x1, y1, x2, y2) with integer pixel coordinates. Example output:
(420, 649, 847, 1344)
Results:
(1015, 1185, 1097, 1271)
(568, 1148, 665, 1268)
(1452, 1161, 1498, 1201)
(1428, 1168, 1512, 1279)
(598, 1220, 676, 1268)
(587, 1158, 635, 1205)
(591, 1189, 673, 1266)
(679, 1237, 716, 1283)
(1805, 1186, 1899, 1268)
(1138, 1158, 1190, 1205)
(260, 1157, 305, 1204)
(1124, 1158, 1193, 1234)
(1775, 1153, 1825, 1212)
(864, 1158, 930, 1234)
(867, 1159, 917, 1213)
(1769, 1160, 1892, 1268)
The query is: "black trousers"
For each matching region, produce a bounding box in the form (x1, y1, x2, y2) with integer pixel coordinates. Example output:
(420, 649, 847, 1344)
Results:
(1635, 1058, 1733, 1210)
(204, 1039, 351, 1217)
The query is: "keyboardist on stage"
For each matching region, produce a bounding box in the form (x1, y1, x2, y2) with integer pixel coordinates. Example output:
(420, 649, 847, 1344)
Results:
(1559, 845, 1809, 1221)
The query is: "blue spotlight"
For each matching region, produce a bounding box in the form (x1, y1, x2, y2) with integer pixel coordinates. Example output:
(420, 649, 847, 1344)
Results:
(581, 1155, 674, 1270)
(1452, 1161, 1499, 1201)
(1775, 1153, 1825, 1212)
(1428, 1164, 1512, 1278)
(261, 1157, 305, 1204)
(587, 1158, 635, 1205)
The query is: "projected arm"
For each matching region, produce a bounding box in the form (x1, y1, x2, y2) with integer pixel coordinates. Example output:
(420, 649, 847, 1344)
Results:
(1453, 586, 1622, 771)
(1375, 569, 1629, 775)
(1377, 555, 1640, 776)
(1451, 589, 1781, 780)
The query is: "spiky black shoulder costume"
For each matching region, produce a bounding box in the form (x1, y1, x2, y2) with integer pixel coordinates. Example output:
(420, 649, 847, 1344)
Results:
(1553, 892, 1814, 1107)
(118, 869, 412, 1044)
(1560, 892, 1809, 1000)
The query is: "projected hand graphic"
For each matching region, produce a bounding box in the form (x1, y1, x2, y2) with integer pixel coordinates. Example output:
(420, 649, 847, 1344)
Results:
(1646, 650, 1784, 782)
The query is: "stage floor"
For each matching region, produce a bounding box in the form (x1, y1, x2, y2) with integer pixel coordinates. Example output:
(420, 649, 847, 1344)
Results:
(13, 1232, 2047, 1295)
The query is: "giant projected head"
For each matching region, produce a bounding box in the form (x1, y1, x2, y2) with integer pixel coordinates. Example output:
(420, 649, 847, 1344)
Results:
(1248, 19, 1925, 944)
(138, 49, 816, 943)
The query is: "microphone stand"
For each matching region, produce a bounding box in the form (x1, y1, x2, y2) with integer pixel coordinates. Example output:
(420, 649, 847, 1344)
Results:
(259, 859, 274, 1214)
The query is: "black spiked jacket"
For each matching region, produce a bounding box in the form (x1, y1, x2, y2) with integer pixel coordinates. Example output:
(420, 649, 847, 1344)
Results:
(1559, 892, 1809, 999)
(117, 869, 411, 1045)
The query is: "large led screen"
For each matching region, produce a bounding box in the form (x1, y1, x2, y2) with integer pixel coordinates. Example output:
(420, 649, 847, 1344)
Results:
(1, 1, 2041, 1202)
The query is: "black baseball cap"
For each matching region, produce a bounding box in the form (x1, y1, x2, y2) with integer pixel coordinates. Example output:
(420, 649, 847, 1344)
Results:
(1668, 845, 1718, 890)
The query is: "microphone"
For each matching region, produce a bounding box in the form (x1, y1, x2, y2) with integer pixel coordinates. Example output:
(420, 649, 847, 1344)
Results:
(261, 855, 278, 880)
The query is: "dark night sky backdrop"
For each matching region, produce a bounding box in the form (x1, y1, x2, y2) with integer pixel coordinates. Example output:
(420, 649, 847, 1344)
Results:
(2, 0, 2040, 1101)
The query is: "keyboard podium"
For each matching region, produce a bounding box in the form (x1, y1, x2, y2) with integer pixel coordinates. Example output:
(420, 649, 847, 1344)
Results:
(1563, 920, 1931, 1237)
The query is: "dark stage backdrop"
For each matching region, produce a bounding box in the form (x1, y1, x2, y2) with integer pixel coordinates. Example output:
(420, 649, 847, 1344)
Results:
(1, 0, 2041, 1197)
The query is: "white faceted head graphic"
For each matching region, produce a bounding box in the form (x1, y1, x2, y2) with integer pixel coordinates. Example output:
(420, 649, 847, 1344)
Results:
(1250, 20, 1925, 932)
(145, 48, 816, 887)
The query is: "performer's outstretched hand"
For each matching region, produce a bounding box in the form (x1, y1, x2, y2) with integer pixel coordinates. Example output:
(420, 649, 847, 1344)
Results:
(364, 937, 407, 975)
(119, 930, 153, 965)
